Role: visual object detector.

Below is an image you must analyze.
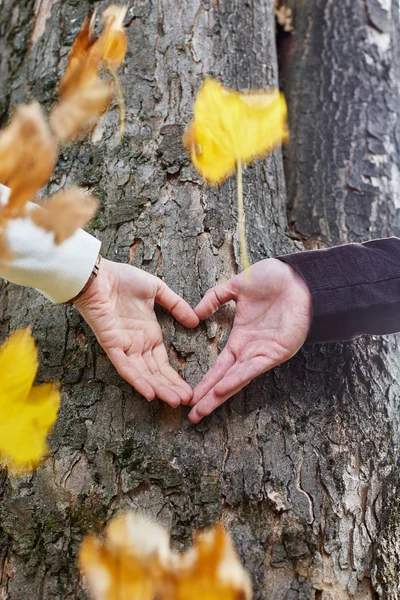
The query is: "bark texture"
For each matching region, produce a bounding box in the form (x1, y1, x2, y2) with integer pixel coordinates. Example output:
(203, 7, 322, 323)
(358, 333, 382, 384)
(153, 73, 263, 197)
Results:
(0, 0, 399, 599)
(281, 0, 400, 598)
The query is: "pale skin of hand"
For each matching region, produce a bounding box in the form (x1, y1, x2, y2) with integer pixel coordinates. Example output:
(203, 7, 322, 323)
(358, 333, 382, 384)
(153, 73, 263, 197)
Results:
(188, 259, 312, 423)
(74, 258, 199, 407)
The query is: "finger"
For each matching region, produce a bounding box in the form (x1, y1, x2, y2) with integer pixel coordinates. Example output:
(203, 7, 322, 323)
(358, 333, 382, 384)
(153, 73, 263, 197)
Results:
(144, 350, 175, 388)
(142, 372, 182, 407)
(194, 280, 237, 320)
(156, 281, 199, 328)
(108, 348, 183, 407)
(214, 356, 274, 397)
(108, 349, 156, 401)
(152, 345, 193, 405)
(188, 389, 227, 423)
(143, 350, 189, 407)
(189, 347, 235, 407)
(188, 356, 275, 424)
(159, 363, 193, 404)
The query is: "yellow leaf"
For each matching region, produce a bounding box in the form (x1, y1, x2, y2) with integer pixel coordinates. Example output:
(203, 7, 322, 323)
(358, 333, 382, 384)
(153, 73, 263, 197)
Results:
(79, 513, 252, 600)
(79, 513, 171, 600)
(176, 524, 252, 600)
(102, 5, 128, 68)
(184, 78, 288, 184)
(0, 329, 60, 474)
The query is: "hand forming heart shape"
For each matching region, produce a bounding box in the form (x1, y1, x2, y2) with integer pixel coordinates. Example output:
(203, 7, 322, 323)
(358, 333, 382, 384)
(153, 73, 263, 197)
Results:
(75, 257, 311, 423)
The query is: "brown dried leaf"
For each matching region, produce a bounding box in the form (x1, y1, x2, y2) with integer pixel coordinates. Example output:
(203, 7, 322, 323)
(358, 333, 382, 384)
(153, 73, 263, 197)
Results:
(61, 15, 97, 88)
(31, 186, 97, 244)
(79, 513, 252, 600)
(79, 513, 171, 600)
(102, 5, 128, 68)
(50, 78, 112, 142)
(59, 6, 127, 96)
(52, 13, 111, 142)
(175, 524, 252, 600)
(0, 103, 57, 216)
(60, 30, 106, 101)
(52, 6, 127, 142)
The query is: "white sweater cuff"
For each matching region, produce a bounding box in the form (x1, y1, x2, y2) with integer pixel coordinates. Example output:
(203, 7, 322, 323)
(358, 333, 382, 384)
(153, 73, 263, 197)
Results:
(0, 203, 101, 304)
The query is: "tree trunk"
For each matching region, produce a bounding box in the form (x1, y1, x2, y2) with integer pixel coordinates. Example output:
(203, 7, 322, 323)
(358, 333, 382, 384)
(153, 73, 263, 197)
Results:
(0, 1, 400, 599)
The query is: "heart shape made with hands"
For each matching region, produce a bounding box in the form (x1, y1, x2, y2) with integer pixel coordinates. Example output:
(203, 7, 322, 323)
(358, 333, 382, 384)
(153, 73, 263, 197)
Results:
(75, 256, 312, 425)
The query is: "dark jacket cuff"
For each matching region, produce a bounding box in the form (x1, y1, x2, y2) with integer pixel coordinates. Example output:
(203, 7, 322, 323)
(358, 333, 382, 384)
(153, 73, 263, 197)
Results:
(278, 238, 400, 343)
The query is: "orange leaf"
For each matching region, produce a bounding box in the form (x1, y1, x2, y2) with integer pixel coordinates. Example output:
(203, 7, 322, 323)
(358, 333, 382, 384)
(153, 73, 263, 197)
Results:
(102, 6, 128, 68)
(0, 103, 57, 216)
(31, 186, 98, 244)
(59, 13, 106, 99)
(52, 6, 127, 142)
(79, 513, 172, 600)
(61, 15, 97, 88)
(79, 513, 252, 600)
(53, 12, 111, 142)
(60, 6, 127, 94)
(50, 78, 112, 142)
(176, 524, 252, 600)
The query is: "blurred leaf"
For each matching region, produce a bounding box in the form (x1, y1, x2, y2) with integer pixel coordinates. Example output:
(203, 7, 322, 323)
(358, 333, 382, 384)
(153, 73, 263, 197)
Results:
(0, 103, 57, 216)
(184, 78, 288, 184)
(79, 512, 252, 600)
(0, 328, 60, 474)
(51, 5, 128, 142)
(32, 186, 98, 244)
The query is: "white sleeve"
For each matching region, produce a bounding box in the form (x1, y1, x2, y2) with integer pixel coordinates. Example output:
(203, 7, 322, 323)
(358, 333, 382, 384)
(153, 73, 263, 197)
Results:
(0, 188, 101, 304)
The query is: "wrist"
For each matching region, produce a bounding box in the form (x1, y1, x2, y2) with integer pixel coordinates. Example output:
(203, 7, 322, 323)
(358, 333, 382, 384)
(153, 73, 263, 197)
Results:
(273, 257, 312, 332)
(73, 256, 112, 310)
(67, 254, 102, 305)
(277, 258, 311, 295)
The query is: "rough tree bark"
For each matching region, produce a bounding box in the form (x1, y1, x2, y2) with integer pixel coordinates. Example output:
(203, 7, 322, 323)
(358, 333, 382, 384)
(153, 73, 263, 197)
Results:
(0, 0, 400, 599)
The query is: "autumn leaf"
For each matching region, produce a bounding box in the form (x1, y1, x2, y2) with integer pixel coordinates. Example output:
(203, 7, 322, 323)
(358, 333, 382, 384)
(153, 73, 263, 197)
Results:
(0, 6, 129, 252)
(184, 78, 288, 184)
(176, 524, 252, 600)
(79, 512, 252, 600)
(50, 78, 112, 143)
(32, 187, 98, 244)
(79, 513, 172, 600)
(102, 6, 128, 68)
(0, 328, 60, 474)
(51, 20, 112, 144)
(60, 15, 98, 89)
(0, 4, 128, 244)
(51, 5, 128, 142)
(60, 5, 127, 93)
(0, 103, 57, 217)
(275, 0, 294, 32)
(58, 13, 107, 99)
(52, 21, 106, 141)
(184, 78, 288, 270)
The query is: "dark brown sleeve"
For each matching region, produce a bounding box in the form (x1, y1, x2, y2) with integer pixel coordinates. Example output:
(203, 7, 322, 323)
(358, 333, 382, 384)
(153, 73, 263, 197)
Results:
(278, 238, 400, 343)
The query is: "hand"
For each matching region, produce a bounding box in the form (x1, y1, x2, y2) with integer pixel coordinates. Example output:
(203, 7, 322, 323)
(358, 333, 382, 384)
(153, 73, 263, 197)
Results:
(188, 259, 312, 423)
(74, 258, 199, 407)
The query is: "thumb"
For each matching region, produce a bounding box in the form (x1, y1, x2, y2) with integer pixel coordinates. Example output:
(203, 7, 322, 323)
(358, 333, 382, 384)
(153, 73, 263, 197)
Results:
(195, 279, 237, 320)
(156, 280, 199, 328)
